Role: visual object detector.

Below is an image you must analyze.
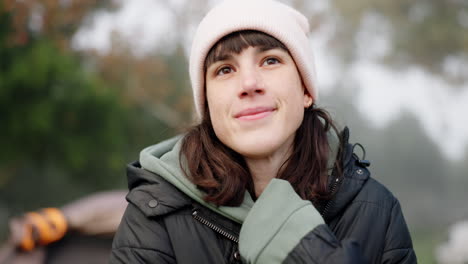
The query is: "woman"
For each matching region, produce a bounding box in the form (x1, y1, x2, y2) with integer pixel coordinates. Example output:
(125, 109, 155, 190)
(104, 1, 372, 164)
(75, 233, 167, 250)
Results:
(110, 0, 416, 263)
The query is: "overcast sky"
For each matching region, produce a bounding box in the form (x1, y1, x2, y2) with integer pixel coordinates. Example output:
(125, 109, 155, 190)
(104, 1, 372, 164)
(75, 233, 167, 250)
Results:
(73, 0, 468, 161)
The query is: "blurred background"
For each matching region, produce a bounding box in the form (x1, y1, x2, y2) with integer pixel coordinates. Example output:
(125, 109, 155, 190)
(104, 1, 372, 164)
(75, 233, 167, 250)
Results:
(1, 0, 467, 263)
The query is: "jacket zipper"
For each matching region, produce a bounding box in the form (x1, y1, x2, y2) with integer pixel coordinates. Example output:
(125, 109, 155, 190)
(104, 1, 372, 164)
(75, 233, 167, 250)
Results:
(192, 210, 239, 243)
(321, 177, 340, 218)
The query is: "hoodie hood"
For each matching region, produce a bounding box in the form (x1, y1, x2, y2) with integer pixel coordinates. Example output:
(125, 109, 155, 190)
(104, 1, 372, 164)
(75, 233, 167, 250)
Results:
(139, 129, 341, 224)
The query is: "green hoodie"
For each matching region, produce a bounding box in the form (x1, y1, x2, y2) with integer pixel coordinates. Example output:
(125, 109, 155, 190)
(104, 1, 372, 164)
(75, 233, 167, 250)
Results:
(139, 132, 339, 263)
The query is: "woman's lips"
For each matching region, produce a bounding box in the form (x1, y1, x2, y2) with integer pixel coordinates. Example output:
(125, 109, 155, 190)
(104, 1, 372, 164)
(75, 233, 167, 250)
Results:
(234, 107, 276, 121)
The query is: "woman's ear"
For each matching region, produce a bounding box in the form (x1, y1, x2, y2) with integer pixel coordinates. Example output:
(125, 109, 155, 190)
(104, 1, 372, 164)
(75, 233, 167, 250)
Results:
(303, 90, 313, 108)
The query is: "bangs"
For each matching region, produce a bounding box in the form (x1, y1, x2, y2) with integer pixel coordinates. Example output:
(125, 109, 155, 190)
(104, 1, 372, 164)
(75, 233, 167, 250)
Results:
(204, 30, 288, 71)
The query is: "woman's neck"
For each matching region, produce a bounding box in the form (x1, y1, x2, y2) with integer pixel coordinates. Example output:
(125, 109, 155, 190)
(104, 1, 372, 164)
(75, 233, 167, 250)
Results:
(245, 143, 292, 197)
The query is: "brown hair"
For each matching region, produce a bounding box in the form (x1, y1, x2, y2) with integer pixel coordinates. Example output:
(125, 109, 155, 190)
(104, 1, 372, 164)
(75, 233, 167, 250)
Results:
(181, 31, 341, 206)
(204, 30, 287, 71)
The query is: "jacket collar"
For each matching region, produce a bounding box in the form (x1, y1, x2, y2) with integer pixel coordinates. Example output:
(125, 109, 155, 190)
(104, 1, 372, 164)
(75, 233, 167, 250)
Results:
(321, 127, 370, 221)
(126, 161, 242, 237)
(126, 161, 192, 217)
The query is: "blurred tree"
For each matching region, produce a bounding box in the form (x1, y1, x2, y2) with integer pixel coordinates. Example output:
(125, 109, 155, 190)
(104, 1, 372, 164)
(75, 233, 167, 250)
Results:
(0, 0, 176, 234)
(86, 35, 193, 128)
(0, 1, 120, 207)
(73, 0, 205, 128)
(2, 0, 116, 51)
(329, 0, 468, 85)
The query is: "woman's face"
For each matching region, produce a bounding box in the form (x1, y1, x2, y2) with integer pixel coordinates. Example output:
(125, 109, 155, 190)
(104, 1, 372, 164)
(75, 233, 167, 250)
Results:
(205, 46, 312, 159)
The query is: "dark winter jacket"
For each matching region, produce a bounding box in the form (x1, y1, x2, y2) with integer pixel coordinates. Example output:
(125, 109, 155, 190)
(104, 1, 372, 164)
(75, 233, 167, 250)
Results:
(110, 129, 417, 263)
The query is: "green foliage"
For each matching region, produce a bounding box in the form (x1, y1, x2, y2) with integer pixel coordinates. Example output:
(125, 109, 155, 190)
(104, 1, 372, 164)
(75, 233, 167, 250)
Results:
(0, 41, 124, 206)
(1, 39, 120, 168)
(0, 4, 175, 216)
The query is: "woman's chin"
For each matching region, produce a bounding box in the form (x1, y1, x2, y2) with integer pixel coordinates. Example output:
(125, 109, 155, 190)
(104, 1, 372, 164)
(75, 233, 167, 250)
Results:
(231, 139, 285, 160)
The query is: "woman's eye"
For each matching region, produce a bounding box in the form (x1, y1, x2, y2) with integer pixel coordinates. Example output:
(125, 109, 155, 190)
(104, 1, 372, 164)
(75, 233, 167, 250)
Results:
(263, 57, 280, 66)
(216, 66, 233, 76)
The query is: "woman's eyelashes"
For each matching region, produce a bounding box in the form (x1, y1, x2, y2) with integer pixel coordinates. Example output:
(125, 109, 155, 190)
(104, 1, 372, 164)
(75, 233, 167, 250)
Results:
(262, 57, 281, 66)
(213, 56, 282, 76)
(216, 65, 233, 76)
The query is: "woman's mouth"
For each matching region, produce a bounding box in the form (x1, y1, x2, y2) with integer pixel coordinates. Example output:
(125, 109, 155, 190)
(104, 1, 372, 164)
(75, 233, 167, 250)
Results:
(234, 107, 276, 121)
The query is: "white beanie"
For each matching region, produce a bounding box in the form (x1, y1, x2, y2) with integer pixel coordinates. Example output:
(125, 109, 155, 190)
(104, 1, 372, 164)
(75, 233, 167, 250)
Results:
(189, 0, 317, 119)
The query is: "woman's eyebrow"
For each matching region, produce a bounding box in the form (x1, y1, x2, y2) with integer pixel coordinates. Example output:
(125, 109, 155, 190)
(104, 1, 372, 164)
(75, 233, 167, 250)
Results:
(211, 53, 234, 65)
(258, 46, 273, 52)
(258, 46, 284, 53)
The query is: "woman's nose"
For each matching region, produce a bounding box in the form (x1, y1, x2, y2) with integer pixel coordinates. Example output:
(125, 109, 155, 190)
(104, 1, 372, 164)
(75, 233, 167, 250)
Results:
(239, 71, 265, 97)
